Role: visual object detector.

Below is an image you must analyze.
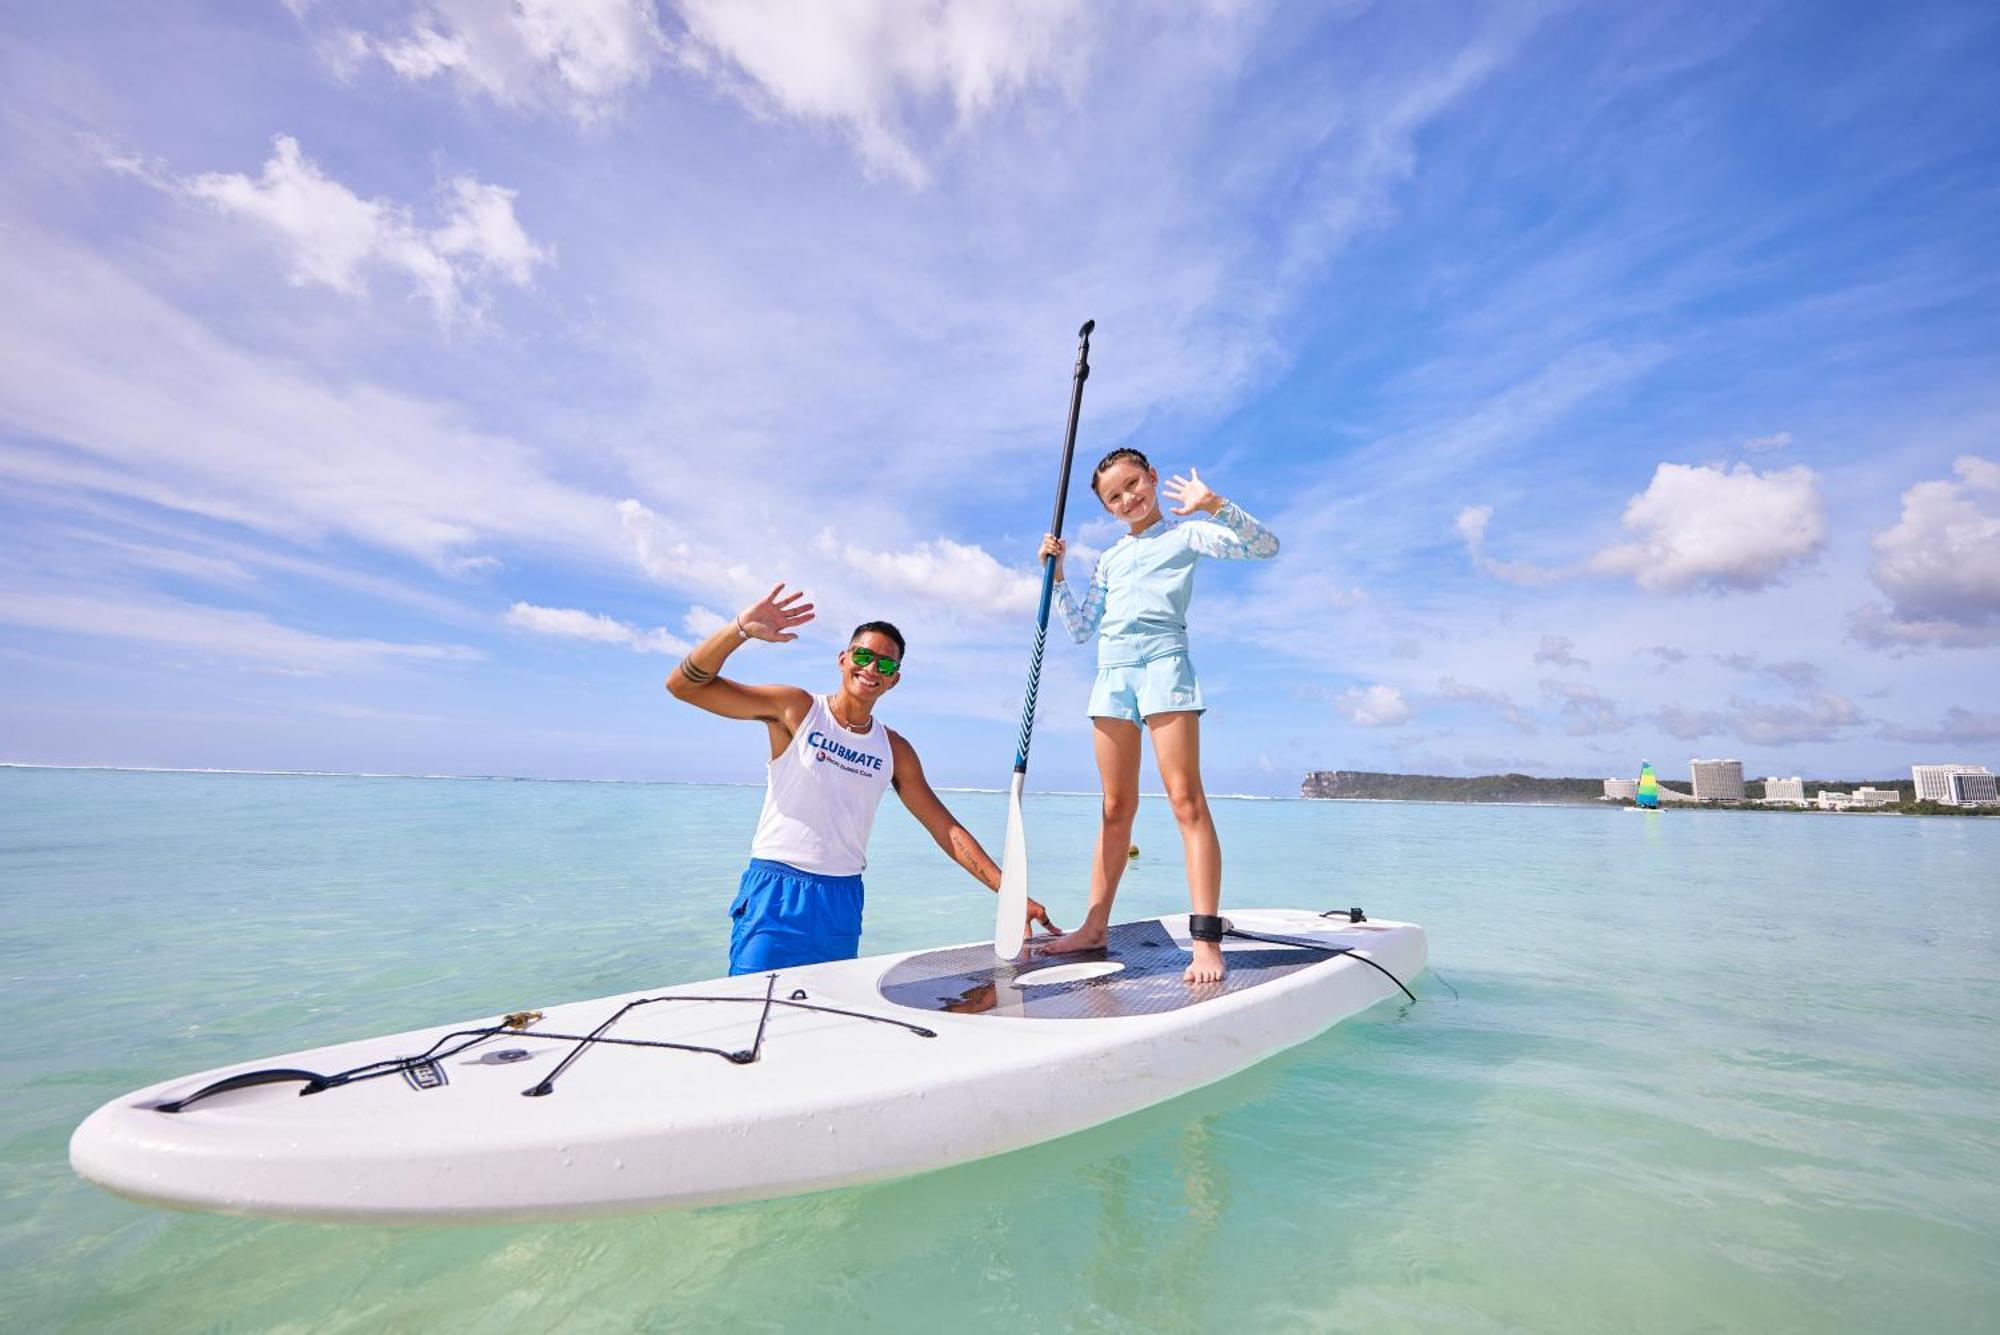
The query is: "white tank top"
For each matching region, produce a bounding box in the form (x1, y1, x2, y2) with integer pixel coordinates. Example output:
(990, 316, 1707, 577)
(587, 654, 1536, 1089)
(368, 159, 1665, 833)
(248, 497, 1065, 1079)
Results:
(749, 695, 896, 876)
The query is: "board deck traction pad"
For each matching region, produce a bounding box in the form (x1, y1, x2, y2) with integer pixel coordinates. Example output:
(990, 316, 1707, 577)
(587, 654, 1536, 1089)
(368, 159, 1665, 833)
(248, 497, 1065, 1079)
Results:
(879, 919, 1378, 1019)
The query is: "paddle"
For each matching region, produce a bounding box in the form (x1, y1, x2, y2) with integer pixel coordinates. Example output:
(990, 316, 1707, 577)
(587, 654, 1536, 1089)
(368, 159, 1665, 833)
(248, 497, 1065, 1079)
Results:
(994, 318, 1095, 961)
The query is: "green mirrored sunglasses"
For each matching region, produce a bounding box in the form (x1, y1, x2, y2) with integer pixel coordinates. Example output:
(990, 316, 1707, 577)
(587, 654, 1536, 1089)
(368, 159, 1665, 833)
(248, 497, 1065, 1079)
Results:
(847, 646, 901, 676)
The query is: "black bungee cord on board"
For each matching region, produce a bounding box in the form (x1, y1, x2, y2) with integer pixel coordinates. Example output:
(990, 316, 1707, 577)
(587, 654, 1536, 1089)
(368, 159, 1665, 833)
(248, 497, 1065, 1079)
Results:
(152, 973, 936, 1114)
(153, 908, 1431, 1115)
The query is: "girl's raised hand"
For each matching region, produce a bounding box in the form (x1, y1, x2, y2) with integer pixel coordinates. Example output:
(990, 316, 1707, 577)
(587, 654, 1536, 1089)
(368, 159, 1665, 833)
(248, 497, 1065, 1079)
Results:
(1039, 533, 1066, 578)
(736, 583, 815, 643)
(1164, 467, 1224, 516)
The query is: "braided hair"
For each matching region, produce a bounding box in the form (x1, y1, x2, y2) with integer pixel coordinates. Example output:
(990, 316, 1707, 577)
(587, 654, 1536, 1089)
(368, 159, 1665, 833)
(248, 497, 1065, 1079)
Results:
(1089, 447, 1153, 498)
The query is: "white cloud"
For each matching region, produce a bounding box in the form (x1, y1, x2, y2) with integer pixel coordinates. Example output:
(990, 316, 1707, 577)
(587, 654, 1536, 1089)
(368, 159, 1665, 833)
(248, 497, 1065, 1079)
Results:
(0, 227, 608, 569)
(430, 177, 548, 284)
(617, 501, 765, 597)
(1762, 659, 1820, 689)
(0, 222, 1066, 690)
(681, 604, 730, 637)
(0, 588, 479, 671)
(505, 601, 687, 654)
(446, 554, 504, 576)
(1742, 431, 1792, 453)
(343, 0, 666, 122)
(1334, 684, 1411, 727)
(430, 6, 1523, 589)
(1879, 706, 2000, 746)
(1463, 463, 1825, 594)
(1726, 691, 1862, 747)
(17, 4, 1592, 770)
(1713, 652, 1821, 689)
(1454, 504, 1564, 586)
(1849, 602, 1998, 651)
(332, 0, 1088, 175)
(673, 0, 1089, 185)
(179, 136, 548, 317)
(818, 531, 1038, 619)
(1533, 634, 1588, 669)
(1589, 463, 1824, 592)
(1850, 456, 2000, 651)
(1308, 341, 1670, 582)
(1435, 676, 1535, 733)
(1654, 691, 1862, 746)
(1538, 678, 1629, 736)
(1655, 704, 1723, 740)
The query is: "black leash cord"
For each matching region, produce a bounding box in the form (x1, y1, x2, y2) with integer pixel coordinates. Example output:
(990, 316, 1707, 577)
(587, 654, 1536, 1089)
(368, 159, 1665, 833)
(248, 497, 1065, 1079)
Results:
(1221, 927, 1420, 1005)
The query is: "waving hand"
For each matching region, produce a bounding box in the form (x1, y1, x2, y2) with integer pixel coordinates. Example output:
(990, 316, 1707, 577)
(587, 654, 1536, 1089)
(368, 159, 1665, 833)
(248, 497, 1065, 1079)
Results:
(737, 584, 816, 643)
(1163, 467, 1224, 516)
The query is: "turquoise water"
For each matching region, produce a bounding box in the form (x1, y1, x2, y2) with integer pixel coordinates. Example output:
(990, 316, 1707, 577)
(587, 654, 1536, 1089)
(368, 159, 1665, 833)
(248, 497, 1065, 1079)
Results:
(3, 767, 1996, 1333)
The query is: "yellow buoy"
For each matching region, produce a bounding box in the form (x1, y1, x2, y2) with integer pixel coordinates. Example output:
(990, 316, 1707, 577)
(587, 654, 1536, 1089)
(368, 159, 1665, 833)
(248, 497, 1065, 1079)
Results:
(1127, 844, 1140, 860)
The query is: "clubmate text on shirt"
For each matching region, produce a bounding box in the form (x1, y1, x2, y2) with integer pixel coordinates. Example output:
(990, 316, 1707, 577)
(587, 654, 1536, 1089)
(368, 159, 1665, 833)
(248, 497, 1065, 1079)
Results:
(806, 731, 885, 771)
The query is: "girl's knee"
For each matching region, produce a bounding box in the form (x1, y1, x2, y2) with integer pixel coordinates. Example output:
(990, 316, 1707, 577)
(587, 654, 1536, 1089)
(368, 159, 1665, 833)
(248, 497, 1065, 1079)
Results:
(1165, 786, 1210, 827)
(1101, 791, 1139, 826)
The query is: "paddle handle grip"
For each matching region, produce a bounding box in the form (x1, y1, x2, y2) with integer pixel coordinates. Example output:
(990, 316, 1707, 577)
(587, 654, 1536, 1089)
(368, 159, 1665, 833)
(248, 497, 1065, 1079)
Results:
(1045, 319, 1094, 542)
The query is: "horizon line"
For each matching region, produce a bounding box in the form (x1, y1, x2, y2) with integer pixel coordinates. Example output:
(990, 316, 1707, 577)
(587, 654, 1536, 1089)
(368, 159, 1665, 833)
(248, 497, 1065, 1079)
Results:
(0, 762, 1295, 801)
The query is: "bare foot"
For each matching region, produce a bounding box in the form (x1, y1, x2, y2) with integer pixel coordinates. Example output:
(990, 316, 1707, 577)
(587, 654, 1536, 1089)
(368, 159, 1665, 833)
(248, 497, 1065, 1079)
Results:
(1040, 922, 1108, 955)
(1184, 939, 1226, 985)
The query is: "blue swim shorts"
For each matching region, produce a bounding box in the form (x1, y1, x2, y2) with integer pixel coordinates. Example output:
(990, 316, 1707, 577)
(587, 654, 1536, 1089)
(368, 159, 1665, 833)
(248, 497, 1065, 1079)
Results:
(1086, 652, 1205, 725)
(728, 858, 865, 975)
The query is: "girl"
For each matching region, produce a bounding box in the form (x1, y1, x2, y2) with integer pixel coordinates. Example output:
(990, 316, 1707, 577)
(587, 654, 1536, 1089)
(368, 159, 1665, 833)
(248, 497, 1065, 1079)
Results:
(1039, 449, 1278, 983)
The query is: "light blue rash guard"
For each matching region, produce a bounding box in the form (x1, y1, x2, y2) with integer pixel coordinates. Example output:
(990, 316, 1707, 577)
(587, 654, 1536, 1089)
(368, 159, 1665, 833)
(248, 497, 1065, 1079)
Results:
(1055, 501, 1279, 667)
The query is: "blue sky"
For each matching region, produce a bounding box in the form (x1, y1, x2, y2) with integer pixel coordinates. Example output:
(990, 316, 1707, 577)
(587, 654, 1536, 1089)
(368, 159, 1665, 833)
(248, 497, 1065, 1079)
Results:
(2, 0, 1996, 795)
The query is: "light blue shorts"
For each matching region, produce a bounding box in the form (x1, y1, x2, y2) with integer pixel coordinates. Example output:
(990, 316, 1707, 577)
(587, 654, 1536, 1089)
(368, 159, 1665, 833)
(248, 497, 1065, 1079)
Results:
(729, 858, 864, 975)
(1087, 653, 1205, 725)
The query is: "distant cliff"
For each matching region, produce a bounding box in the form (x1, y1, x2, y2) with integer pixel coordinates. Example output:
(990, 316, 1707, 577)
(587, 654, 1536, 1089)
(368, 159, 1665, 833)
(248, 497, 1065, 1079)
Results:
(1300, 770, 1607, 803)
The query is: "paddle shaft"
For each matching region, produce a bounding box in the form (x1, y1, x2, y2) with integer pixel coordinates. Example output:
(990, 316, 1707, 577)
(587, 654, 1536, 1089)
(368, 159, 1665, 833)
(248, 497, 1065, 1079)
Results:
(1011, 318, 1094, 774)
(995, 320, 1093, 960)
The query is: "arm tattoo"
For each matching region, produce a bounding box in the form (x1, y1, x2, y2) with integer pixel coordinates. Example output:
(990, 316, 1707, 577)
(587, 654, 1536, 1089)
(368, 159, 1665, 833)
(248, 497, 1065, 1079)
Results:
(678, 656, 715, 685)
(949, 827, 999, 889)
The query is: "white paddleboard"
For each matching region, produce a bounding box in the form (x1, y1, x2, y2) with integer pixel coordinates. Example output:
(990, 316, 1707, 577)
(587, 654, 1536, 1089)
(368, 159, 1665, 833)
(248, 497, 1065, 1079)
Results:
(70, 908, 1425, 1223)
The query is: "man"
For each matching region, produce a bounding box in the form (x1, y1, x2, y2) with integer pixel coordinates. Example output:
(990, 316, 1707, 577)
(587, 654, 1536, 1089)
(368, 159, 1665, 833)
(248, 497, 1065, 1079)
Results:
(667, 582, 1058, 974)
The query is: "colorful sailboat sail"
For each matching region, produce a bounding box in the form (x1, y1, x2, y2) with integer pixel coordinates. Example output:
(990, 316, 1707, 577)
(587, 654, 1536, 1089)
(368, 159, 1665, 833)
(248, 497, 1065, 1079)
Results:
(1636, 761, 1660, 809)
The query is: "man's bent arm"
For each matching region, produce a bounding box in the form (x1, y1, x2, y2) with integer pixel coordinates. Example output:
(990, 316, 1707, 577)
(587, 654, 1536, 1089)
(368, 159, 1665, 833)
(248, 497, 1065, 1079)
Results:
(889, 731, 1059, 932)
(665, 593, 813, 732)
(888, 731, 1000, 886)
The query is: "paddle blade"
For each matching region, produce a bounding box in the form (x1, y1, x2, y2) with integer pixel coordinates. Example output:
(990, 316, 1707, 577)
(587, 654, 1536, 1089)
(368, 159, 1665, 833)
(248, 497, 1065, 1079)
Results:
(993, 772, 1029, 960)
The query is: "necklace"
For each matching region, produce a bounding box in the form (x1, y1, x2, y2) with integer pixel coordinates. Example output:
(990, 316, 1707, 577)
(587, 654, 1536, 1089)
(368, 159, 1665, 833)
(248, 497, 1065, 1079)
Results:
(828, 694, 874, 735)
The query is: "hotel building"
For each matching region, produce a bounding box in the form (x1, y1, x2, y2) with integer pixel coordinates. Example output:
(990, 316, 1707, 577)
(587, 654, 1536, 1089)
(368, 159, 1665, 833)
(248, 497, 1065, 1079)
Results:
(1818, 787, 1901, 811)
(1911, 764, 1999, 806)
(1690, 759, 1746, 802)
(1763, 776, 1806, 805)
